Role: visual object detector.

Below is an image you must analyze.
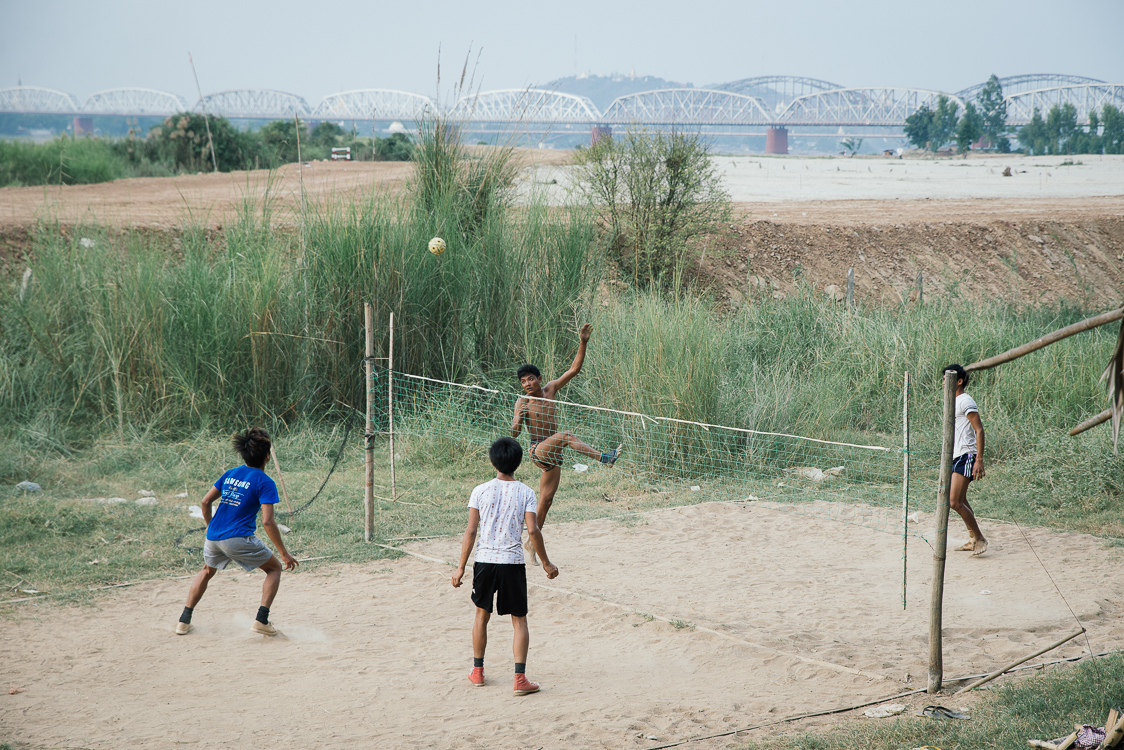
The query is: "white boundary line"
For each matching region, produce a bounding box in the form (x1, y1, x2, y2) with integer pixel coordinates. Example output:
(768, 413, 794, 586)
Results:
(374, 542, 887, 681)
(398, 371, 891, 452)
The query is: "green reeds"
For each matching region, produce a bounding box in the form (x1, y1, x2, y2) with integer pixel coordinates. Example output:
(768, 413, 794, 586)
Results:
(0, 113, 605, 441)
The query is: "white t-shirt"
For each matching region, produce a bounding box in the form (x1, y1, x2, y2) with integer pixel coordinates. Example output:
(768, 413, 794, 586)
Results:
(954, 392, 980, 459)
(469, 478, 537, 565)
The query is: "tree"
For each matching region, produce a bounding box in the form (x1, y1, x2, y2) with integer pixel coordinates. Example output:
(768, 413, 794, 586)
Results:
(931, 95, 960, 152)
(1018, 108, 1048, 155)
(1102, 104, 1124, 155)
(904, 96, 960, 152)
(260, 119, 308, 163)
(310, 121, 344, 150)
(576, 127, 732, 290)
(144, 112, 268, 172)
(840, 137, 863, 156)
(977, 74, 1008, 149)
(955, 102, 983, 154)
(373, 132, 414, 161)
(904, 104, 933, 150)
(1044, 103, 1079, 154)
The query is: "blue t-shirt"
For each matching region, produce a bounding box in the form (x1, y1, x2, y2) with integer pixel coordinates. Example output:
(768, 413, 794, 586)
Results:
(206, 465, 279, 541)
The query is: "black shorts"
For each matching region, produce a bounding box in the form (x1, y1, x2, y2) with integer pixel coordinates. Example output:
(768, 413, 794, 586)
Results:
(952, 453, 976, 481)
(471, 562, 528, 617)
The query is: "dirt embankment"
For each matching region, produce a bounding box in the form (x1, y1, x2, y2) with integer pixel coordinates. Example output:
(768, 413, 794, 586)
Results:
(694, 208, 1124, 309)
(0, 151, 1121, 309)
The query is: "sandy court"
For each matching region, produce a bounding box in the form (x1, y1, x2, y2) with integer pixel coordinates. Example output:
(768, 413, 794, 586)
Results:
(3, 501, 1122, 749)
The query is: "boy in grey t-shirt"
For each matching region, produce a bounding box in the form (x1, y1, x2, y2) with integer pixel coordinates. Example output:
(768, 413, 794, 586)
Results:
(452, 437, 559, 695)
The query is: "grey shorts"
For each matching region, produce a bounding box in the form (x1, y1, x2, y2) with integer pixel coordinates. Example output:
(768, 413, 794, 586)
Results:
(203, 535, 274, 572)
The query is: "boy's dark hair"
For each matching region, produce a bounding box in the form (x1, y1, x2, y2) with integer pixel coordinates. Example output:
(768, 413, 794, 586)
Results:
(489, 437, 523, 475)
(233, 427, 271, 468)
(943, 364, 969, 388)
(516, 364, 541, 380)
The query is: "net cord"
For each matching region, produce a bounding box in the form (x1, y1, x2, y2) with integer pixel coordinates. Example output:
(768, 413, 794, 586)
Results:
(398, 371, 891, 452)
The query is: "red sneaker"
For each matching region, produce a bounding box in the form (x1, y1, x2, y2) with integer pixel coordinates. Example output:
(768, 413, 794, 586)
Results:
(513, 673, 540, 695)
(468, 666, 485, 687)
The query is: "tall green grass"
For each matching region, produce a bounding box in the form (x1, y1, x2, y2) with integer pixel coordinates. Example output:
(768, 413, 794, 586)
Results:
(0, 116, 605, 446)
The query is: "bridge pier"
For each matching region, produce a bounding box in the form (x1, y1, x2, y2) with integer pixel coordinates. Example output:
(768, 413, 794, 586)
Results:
(765, 126, 788, 154)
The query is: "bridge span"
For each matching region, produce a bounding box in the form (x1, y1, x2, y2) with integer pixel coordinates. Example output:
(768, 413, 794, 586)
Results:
(3, 75, 1122, 151)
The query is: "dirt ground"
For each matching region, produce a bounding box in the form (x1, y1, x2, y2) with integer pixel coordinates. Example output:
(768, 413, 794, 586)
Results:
(3, 502, 1120, 749)
(1, 150, 1121, 308)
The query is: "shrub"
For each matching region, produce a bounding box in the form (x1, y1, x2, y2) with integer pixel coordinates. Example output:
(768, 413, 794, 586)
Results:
(575, 126, 731, 290)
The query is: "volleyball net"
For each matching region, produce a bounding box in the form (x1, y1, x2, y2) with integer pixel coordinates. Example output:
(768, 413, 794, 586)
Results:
(377, 368, 939, 541)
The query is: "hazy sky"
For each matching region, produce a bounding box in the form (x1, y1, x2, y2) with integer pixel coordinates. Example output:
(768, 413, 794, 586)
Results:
(2, 0, 1122, 106)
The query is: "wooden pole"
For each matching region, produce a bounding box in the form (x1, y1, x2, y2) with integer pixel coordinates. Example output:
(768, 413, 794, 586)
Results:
(955, 628, 1085, 694)
(269, 446, 294, 516)
(388, 311, 396, 502)
(966, 307, 1124, 372)
(364, 303, 375, 543)
(295, 116, 309, 339)
(1069, 408, 1112, 437)
(846, 267, 855, 310)
(928, 369, 957, 694)
(901, 371, 910, 610)
(916, 271, 923, 304)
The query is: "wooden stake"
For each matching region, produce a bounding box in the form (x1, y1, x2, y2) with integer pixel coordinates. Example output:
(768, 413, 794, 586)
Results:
(269, 446, 294, 516)
(1069, 408, 1112, 437)
(916, 270, 923, 304)
(846, 267, 855, 310)
(389, 311, 396, 503)
(966, 307, 1123, 372)
(1102, 711, 1124, 749)
(901, 371, 910, 610)
(364, 303, 375, 543)
(928, 369, 957, 694)
(954, 627, 1085, 694)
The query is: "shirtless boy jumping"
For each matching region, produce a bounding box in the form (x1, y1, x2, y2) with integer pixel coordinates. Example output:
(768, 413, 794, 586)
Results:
(512, 324, 622, 559)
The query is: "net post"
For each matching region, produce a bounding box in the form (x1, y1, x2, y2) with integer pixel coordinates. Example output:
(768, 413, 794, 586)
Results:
(388, 311, 396, 502)
(364, 303, 375, 543)
(901, 371, 909, 609)
(928, 369, 957, 693)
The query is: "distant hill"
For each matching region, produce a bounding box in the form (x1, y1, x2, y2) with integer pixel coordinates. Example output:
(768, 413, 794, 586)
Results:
(538, 73, 694, 114)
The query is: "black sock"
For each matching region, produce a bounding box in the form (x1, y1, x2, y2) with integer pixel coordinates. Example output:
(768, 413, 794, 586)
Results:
(473, 658, 484, 668)
(514, 662, 526, 674)
(256, 606, 270, 624)
(179, 606, 193, 624)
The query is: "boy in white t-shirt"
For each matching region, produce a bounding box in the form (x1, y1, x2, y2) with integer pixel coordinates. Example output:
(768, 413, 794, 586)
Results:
(945, 364, 987, 556)
(452, 437, 559, 695)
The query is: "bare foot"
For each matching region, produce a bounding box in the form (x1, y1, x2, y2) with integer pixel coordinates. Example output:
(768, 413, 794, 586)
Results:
(524, 539, 538, 566)
(954, 541, 976, 552)
(972, 538, 988, 556)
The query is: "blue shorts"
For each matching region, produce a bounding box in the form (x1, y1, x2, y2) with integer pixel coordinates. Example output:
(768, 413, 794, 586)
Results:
(952, 453, 976, 481)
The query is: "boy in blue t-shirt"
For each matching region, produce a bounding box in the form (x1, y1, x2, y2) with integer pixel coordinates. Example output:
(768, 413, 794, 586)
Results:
(175, 428, 298, 636)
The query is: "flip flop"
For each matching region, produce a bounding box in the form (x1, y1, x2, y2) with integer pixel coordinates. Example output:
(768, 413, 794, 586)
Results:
(915, 705, 971, 720)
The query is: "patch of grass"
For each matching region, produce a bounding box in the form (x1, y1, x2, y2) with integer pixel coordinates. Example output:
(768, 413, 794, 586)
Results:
(670, 618, 694, 630)
(0, 428, 705, 608)
(742, 653, 1124, 750)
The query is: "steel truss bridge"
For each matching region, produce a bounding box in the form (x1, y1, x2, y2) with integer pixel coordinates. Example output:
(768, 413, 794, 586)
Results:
(3, 75, 1121, 131)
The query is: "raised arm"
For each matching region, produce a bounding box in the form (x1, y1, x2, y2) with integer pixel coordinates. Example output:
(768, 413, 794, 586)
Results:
(545, 324, 592, 393)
